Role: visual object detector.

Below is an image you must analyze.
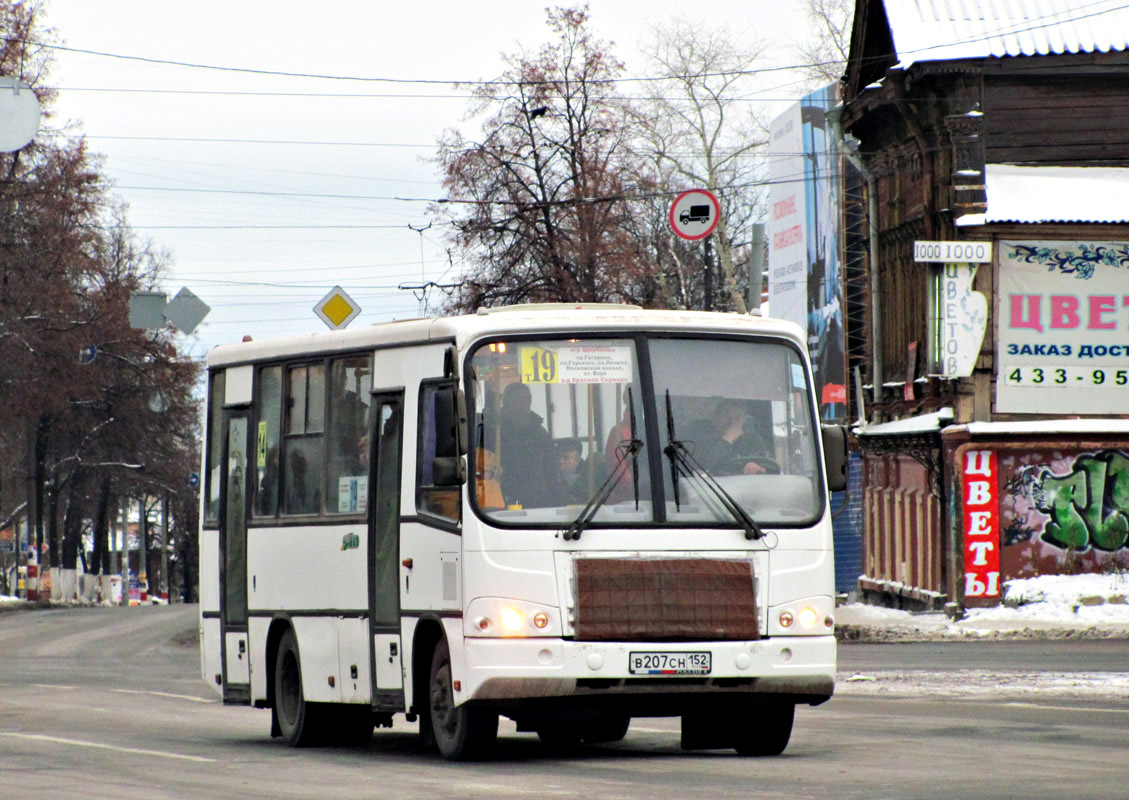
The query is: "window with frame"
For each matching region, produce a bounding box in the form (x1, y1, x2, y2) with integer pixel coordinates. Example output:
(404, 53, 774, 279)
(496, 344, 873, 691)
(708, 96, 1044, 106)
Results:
(327, 355, 372, 514)
(283, 363, 325, 515)
(416, 381, 461, 522)
(205, 369, 226, 522)
(252, 365, 282, 518)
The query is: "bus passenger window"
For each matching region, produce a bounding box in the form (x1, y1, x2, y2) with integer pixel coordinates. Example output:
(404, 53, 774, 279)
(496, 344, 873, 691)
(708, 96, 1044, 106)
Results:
(283, 364, 325, 515)
(327, 356, 372, 514)
(204, 370, 225, 521)
(252, 365, 282, 517)
(417, 382, 460, 522)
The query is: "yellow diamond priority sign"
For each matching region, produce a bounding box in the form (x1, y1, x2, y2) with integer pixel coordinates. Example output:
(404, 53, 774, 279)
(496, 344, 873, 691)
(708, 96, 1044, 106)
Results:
(314, 285, 361, 330)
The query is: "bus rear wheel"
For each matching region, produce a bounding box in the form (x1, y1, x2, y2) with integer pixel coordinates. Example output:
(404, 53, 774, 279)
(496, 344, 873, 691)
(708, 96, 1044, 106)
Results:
(274, 628, 323, 747)
(428, 638, 497, 760)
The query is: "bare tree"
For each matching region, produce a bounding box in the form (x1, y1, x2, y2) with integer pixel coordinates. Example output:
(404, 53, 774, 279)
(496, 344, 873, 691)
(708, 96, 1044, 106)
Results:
(792, 0, 854, 88)
(0, 1, 202, 596)
(635, 20, 770, 312)
(433, 6, 660, 311)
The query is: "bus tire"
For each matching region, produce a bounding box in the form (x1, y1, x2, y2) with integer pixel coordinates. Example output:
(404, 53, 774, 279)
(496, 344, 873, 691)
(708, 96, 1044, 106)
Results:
(274, 628, 323, 747)
(536, 720, 584, 750)
(734, 702, 794, 756)
(582, 713, 631, 744)
(428, 638, 497, 760)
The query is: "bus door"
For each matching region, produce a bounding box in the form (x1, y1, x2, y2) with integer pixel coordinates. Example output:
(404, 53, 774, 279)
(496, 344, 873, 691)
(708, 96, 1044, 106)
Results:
(220, 409, 251, 704)
(368, 392, 405, 709)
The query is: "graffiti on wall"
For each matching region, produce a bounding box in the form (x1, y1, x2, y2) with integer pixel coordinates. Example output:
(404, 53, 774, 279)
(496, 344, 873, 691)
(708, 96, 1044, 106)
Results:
(1000, 450, 1129, 572)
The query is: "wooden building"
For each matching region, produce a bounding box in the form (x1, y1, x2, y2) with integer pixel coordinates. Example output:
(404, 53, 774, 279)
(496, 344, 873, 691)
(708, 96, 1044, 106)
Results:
(838, 0, 1129, 607)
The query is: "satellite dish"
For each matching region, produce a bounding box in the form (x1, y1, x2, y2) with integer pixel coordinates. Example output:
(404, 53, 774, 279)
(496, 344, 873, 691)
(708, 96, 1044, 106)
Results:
(0, 78, 40, 153)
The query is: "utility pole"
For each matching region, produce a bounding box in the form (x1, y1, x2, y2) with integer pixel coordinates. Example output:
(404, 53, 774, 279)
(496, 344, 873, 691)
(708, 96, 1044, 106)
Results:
(161, 494, 170, 603)
(703, 236, 715, 311)
(138, 497, 148, 603)
(119, 498, 129, 607)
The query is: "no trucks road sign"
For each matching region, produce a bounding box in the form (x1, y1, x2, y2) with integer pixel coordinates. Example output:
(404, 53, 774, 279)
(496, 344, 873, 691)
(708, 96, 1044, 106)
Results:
(669, 189, 721, 241)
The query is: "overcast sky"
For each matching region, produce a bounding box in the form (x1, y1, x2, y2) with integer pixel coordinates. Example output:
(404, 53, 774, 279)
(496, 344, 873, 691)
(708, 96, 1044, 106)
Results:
(42, 1, 814, 360)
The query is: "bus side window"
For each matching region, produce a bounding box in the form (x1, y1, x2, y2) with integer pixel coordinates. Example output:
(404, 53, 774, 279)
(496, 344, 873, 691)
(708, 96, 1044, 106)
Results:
(417, 381, 460, 523)
(252, 365, 282, 518)
(283, 363, 325, 515)
(204, 370, 226, 522)
(326, 355, 372, 514)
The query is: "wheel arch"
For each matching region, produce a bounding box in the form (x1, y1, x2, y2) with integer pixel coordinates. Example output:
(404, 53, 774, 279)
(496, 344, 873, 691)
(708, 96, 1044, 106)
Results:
(409, 615, 445, 715)
(265, 614, 295, 710)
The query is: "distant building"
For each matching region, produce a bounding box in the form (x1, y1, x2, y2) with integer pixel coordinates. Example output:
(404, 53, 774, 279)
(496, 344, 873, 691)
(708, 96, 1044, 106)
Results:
(838, 0, 1129, 607)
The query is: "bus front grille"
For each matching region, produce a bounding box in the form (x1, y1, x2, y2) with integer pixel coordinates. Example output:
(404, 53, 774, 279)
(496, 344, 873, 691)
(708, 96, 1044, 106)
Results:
(573, 558, 758, 641)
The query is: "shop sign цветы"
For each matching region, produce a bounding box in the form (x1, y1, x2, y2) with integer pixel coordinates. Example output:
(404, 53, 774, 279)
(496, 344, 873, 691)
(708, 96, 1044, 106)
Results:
(963, 450, 1000, 599)
(997, 240, 1129, 414)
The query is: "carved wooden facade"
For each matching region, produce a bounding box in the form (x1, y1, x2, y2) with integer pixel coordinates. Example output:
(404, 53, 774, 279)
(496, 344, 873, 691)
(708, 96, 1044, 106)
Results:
(839, 0, 1129, 606)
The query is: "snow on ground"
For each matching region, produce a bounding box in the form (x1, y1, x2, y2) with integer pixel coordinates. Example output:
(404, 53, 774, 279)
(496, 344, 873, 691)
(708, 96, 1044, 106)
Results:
(835, 574, 1129, 699)
(844, 573, 1129, 640)
(837, 573, 1129, 642)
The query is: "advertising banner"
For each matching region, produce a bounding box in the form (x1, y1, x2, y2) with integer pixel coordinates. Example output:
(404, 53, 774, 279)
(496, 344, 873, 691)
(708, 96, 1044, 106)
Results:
(767, 85, 846, 421)
(996, 240, 1129, 413)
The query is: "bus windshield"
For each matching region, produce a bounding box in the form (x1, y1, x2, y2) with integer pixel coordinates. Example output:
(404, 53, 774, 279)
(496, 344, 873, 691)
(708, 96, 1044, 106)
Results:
(468, 335, 821, 528)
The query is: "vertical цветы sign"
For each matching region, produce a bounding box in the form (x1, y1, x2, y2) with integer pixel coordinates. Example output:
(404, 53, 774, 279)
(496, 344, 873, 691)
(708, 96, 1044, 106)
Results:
(963, 449, 1000, 598)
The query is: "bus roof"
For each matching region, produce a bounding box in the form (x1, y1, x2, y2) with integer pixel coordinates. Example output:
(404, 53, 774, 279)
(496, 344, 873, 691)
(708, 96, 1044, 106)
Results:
(204, 304, 806, 369)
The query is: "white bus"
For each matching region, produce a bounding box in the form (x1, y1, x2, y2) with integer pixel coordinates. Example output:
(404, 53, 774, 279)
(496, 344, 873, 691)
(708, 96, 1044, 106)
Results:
(199, 304, 847, 759)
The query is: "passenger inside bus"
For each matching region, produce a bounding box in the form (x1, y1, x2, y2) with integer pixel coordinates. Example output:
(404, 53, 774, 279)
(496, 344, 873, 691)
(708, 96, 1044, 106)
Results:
(498, 381, 560, 508)
(556, 438, 589, 505)
(475, 447, 505, 509)
(604, 389, 641, 503)
(686, 397, 775, 476)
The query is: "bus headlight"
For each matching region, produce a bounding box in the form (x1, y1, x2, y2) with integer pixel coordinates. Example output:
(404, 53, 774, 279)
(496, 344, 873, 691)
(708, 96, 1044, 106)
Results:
(499, 607, 525, 633)
(770, 597, 834, 635)
(465, 598, 560, 638)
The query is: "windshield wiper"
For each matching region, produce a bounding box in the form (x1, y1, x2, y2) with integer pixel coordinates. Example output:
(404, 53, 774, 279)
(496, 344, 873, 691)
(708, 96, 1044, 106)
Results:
(662, 393, 764, 541)
(562, 438, 642, 541)
(563, 387, 641, 542)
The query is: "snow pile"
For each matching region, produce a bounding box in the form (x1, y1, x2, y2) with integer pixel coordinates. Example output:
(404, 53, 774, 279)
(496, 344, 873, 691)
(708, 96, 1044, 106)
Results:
(837, 573, 1129, 641)
(0, 594, 24, 606)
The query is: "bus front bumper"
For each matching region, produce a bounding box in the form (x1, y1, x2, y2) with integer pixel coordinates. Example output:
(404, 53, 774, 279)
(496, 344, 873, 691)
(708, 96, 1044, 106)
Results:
(459, 635, 836, 705)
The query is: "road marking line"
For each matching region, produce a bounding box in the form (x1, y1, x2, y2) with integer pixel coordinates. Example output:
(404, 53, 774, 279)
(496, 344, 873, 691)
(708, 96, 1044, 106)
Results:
(30, 684, 78, 690)
(1003, 702, 1129, 714)
(0, 732, 216, 762)
(111, 688, 214, 704)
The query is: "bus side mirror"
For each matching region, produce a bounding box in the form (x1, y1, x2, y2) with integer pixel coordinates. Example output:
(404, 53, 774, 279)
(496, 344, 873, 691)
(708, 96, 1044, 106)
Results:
(821, 424, 848, 492)
(455, 389, 468, 457)
(433, 456, 466, 486)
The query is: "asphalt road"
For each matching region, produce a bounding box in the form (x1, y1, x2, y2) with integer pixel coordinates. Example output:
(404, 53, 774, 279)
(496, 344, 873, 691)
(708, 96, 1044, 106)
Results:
(1, 605, 1126, 799)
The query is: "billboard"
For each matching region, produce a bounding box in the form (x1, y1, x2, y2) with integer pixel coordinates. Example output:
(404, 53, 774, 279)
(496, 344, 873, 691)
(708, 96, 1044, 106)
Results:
(767, 85, 846, 422)
(997, 240, 1129, 414)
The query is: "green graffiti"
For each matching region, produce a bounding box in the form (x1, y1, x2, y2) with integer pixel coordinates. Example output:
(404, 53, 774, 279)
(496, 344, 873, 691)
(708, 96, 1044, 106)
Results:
(1034, 451, 1129, 552)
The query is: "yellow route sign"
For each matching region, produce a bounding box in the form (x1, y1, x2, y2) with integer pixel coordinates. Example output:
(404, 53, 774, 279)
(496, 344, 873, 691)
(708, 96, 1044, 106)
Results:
(521, 346, 558, 383)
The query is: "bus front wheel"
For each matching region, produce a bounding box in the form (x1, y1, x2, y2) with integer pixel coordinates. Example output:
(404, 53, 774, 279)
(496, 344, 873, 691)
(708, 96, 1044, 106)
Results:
(428, 638, 498, 760)
(734, 702, 795, 756)
(274, 628, 323, 747)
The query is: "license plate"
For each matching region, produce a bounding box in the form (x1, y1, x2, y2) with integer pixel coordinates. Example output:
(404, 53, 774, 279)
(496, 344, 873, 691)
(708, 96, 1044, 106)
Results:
(628, 651, 711, 676)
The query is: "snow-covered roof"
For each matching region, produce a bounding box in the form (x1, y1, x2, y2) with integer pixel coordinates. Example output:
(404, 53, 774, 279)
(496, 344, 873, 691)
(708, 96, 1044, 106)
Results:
(954, 164, 1129, 227)
(883, 0, 1129, 69)
(858, 407, 953, 436)
(945, 418, 1129, 436)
